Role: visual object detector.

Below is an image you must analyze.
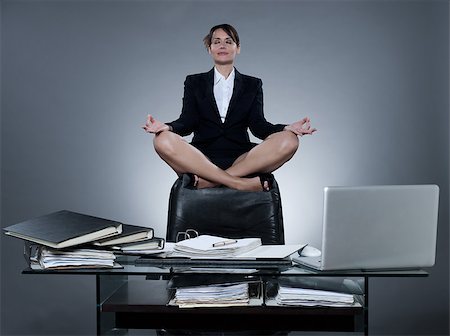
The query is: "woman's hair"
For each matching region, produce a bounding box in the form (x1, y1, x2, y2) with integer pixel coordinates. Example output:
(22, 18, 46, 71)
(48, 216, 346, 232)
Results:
(203, 24, 240, 49)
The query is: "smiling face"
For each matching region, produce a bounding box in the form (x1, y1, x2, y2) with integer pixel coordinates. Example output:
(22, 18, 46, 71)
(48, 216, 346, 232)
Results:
(208, 28, 240, 66)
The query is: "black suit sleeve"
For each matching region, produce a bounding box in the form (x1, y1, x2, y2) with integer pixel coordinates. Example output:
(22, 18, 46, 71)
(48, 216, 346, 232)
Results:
(166, 76, 199, 136)
(248, 79, 286, 140)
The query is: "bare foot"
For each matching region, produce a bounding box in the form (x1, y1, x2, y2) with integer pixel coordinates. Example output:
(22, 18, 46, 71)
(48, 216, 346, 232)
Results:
(237, 176, 269, 192)
(193, 175, 268, 192)
(195, 175, 219, 189)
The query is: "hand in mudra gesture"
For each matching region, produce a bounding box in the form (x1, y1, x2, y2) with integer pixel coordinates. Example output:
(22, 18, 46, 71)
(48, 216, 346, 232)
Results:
(142, 115, 170, 134)
(284, 117, 317, 136)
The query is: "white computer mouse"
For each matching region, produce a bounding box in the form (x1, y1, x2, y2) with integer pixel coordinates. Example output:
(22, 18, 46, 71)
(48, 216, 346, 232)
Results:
(299, 245, 322, 257)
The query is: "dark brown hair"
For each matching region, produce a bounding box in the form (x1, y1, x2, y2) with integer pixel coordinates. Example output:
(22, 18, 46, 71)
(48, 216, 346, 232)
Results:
(203, 24, 240, 49)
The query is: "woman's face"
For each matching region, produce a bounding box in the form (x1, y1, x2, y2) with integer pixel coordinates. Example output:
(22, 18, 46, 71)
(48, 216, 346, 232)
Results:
(208, 28, 240, 66)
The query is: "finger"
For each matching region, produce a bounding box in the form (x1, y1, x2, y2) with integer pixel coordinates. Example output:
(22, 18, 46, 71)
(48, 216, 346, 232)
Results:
(193, 175, 199, 187)
(145, 114, 153, 126)
(287, 126, 300, 135)
(302, 128, 317, 135)
(293, 119, 304, 128)
(146, 115, 154, 126)
(302, 123, 311, 131)
(143, 124, 157, 133)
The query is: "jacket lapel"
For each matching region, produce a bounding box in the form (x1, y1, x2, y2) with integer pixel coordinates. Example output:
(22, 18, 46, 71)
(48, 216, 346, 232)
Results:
(225, 69, 244, 124)
(205, 69, 222, 124)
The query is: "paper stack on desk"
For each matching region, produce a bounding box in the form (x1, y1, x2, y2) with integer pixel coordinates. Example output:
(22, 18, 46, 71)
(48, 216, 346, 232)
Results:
(170, 282, 251, 308)
(135, 236, 305, 268)
(173, 235, 262, 257)
(31, 246, 118, 270)
(275, 286, 355, 307)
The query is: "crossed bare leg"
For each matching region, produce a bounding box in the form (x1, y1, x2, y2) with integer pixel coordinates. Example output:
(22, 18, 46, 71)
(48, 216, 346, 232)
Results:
(153, 130, 299, 191)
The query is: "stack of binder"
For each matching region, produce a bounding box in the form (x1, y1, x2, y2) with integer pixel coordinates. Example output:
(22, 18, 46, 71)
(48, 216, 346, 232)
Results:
(167, 275, 262, 308)
(4, 210, 123, 249)
(265, 277, 363, 308)
(93, 223, 154, 247)
(30, 245, 118, 270)
(3, 210, 164, 269)
(93, 223, 165, 254)
(110, 237, 165, 254)
(274, 286, 356, 307)
(171, 282, 250, 308)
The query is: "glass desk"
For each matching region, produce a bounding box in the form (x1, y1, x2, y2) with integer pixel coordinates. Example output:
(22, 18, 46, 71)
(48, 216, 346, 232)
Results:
(23, 255, 428, 336)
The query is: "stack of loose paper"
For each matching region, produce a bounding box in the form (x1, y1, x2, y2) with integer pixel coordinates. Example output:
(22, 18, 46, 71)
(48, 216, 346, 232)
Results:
(173, 235, 262, 258)
(275, 286, 355, 307)
(33, 246, 118, 270)
(170, 282, 250, 308)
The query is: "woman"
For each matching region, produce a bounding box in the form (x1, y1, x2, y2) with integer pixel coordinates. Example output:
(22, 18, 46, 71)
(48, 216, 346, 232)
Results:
(143, 24, 316, 191)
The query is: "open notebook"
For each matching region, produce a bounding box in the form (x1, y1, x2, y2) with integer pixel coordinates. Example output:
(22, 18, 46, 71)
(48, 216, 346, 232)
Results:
(171, 235, 305, 260)
(173, 235, 262, 257)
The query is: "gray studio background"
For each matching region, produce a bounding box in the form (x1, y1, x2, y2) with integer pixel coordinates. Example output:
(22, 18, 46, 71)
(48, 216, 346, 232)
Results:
(1, 0, 449, 335)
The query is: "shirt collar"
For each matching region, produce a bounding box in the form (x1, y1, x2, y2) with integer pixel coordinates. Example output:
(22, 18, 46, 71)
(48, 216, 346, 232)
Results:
(214, 67, 235, 85)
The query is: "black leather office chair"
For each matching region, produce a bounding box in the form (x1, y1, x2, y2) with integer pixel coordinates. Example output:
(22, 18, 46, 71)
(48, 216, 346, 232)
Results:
(161, 174, 286, 335)
(166, 174, 285, 244)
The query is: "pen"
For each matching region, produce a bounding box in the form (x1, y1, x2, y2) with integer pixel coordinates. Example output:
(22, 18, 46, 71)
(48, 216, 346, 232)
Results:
(212, 239, 238, 247)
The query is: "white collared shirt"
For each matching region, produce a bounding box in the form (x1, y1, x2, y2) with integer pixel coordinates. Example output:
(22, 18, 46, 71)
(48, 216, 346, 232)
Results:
(213, 67, 235, 123)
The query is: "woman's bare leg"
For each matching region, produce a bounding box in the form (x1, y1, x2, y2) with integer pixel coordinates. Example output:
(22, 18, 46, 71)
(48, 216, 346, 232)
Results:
(153, 131, 263, 191)
(196, 131, 299, 188)
(228, 131, 299, 177)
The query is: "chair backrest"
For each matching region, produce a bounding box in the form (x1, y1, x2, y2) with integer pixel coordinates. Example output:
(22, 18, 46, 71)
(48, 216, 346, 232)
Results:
(166, 174, 285, 244)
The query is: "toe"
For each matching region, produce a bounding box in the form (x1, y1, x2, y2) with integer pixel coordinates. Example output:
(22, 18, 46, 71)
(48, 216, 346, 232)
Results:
(193, 174, 199, 187)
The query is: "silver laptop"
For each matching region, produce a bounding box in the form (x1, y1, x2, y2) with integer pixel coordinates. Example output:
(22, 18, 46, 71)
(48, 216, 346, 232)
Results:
(295, 185, 439, 271)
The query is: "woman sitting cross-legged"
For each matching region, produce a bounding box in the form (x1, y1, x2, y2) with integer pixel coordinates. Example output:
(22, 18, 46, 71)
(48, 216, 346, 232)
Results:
(142, 24, 316, 192)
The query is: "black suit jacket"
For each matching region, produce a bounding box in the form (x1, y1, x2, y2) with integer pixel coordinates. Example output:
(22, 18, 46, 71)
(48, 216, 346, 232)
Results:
(167, 68, 286, 160)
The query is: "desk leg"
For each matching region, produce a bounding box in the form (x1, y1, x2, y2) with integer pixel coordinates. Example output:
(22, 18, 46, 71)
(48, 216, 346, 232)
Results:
(364, 276, 369, 336)
(96, 274, 128, 335)
(352, 276, 368, 335)
(96, 275, 102, 335)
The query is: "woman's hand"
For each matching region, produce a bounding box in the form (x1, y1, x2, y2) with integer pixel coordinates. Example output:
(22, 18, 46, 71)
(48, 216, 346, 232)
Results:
(142, 115, 170, 134)
(284, 117, 317, 136)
